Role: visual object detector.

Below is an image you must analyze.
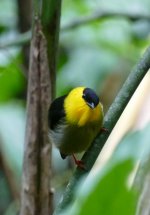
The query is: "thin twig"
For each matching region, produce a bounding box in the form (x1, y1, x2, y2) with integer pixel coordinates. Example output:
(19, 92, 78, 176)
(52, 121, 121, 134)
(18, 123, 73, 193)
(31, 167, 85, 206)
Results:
(0, 31, 31, 49)
(0, 10, 150, 49)
(53, 47, 150, 215)
(62, 10, 150, 31)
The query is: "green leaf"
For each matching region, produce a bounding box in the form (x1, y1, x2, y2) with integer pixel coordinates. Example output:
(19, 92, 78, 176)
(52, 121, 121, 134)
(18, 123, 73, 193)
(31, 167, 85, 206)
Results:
(78, 160, 135, 215)
(61, 160, 136, 215)
(60, 123, 150, 215)
(113, 123, 150, 162)
(0, 54, 26, 102)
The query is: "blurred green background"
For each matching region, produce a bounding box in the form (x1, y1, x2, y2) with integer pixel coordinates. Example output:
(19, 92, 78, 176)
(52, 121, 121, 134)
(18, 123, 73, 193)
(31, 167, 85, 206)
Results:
(0, 0, 150, 214)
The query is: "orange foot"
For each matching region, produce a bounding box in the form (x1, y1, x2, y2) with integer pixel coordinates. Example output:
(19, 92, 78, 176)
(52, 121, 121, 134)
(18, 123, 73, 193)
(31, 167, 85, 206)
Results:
(72, 154, 86, 170)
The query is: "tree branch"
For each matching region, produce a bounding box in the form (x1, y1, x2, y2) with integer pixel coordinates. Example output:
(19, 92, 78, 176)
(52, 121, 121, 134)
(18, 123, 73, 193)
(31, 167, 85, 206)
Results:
(20, 17, 52, 215)
(0, 31, 31, 49)
(1, 10, 149, 49)
(20, 0, 62, 214)
(62, 10, 150, 31)
(53, 47, 150, 215)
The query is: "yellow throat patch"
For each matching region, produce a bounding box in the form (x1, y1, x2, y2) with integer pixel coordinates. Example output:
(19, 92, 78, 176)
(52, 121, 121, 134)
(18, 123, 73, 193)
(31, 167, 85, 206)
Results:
(64, 87, 103, 127)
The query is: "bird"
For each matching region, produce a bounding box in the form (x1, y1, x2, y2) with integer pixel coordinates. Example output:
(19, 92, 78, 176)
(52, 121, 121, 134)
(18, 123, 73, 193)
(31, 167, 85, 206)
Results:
(48, 87, 104, 169)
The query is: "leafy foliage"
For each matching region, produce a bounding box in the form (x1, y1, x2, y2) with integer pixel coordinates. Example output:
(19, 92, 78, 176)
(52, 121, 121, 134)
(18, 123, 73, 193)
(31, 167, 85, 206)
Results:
(0, 55, 26, 102)
(58, 0, 150, 96)
(0, 0, 150, 214)
(60, 123, 150, 215)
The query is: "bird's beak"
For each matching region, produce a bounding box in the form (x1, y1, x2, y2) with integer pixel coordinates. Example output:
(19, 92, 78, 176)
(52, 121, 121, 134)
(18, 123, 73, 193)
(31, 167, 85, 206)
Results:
(87, 102, 95, 109)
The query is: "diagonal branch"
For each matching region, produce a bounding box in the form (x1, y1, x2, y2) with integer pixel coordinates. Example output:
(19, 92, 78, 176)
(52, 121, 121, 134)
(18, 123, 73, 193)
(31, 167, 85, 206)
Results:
(53, 47, 150, 215)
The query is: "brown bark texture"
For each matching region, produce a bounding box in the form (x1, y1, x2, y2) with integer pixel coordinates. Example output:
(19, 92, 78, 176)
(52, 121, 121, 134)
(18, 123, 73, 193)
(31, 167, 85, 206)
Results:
(20, 18, 52, 215)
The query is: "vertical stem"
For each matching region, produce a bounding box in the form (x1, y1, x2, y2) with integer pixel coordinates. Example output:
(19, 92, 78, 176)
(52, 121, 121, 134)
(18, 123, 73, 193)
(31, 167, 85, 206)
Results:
(20, 17, 52, 215)
(20, 0, 62, 214)
(20, 18, 42, 215)
(17, 0, 32, 76)
(41, 0, 62, 99)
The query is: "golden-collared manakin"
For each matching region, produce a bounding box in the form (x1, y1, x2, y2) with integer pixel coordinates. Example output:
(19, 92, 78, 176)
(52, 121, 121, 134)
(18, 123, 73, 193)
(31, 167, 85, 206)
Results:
(48, 87, 104, 168)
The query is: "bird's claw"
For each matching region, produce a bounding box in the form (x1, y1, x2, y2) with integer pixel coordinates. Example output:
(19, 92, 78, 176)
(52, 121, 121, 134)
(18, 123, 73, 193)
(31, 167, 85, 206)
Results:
(75, 160, 86, 170)
(72, 154, 86, 170)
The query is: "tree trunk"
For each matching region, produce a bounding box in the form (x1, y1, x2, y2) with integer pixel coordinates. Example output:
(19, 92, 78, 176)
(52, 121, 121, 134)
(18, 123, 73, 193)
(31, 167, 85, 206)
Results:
(20, 18, 52, 215)
(20, 0, 62, 214)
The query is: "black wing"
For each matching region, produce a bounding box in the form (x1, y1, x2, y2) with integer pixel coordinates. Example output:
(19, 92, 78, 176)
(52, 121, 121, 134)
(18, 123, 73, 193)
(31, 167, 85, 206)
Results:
(48, 95, 67, 130)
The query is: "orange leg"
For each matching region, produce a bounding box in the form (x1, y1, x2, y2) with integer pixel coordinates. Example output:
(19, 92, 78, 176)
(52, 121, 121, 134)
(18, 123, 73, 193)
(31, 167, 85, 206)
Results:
(72, 154, 85, 170)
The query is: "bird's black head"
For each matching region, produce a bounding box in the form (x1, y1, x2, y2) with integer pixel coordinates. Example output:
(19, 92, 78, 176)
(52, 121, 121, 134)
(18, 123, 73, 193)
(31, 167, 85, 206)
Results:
(82, 88, 99, 109)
